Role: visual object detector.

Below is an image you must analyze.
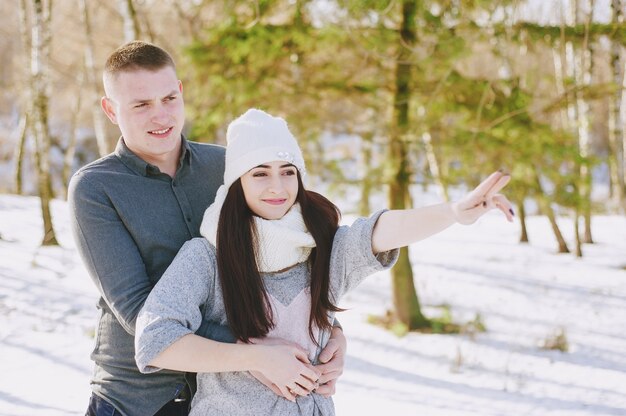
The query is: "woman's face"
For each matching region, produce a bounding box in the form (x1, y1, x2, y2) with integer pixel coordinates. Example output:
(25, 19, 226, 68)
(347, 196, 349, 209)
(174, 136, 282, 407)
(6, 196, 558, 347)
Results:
(240, 161, 299, 220)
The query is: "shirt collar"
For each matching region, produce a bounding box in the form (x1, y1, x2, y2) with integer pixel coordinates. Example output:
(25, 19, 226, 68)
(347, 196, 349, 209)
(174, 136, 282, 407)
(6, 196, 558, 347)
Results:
(114, 135, 191, 176)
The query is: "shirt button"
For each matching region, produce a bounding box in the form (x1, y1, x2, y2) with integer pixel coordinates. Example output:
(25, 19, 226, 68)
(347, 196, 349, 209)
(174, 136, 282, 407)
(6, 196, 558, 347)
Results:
(186, 217, 192, 222)
(172, 182, 177, 187)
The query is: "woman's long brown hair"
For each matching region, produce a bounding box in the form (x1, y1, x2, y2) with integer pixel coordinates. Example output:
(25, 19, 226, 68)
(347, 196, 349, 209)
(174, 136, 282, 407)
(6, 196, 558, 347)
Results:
(216, 173, 342, 343)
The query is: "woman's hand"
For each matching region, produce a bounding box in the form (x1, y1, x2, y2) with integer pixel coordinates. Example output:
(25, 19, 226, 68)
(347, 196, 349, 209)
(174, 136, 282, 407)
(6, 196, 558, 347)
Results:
(450, 171, 514, 225)
(246, 337, 321, 402)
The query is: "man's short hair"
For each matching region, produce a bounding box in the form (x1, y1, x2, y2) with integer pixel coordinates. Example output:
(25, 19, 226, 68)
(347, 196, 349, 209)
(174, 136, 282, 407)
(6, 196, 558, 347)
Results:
(104, 41, 175, 76)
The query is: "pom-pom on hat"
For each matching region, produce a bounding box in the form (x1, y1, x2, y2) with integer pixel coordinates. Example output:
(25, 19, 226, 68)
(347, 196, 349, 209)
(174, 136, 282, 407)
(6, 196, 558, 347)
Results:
(223, 109, 306, 189)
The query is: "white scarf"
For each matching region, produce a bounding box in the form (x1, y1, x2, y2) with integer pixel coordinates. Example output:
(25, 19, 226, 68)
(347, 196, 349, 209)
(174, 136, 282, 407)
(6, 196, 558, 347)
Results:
(200, 185, 316, 273)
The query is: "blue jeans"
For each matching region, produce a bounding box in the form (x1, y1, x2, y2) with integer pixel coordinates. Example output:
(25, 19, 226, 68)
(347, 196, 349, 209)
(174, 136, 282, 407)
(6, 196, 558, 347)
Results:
(85, 395, 121, 416)
(86, 392, 190, 416)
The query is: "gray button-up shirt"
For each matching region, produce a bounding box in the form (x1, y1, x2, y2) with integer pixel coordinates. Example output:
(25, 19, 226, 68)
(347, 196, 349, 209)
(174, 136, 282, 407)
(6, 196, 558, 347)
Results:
(69, 137, 232, 416)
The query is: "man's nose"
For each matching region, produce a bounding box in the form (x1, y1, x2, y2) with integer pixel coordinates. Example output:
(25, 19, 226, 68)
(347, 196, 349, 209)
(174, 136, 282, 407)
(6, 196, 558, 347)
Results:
(151, 103, 170, 123)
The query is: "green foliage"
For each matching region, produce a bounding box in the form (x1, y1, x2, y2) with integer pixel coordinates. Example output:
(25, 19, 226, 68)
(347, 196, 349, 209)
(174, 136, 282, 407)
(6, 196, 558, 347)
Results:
(182, 0, 601, 222)
(183, 6, 389, 145)
(429, 306, 462, 334)
(179, 0, 615, 339)
(185, 21, 314, 136)
(367, 304, 463, 336)
(513, 22, 626, 45)
(413, 66, 583, 214)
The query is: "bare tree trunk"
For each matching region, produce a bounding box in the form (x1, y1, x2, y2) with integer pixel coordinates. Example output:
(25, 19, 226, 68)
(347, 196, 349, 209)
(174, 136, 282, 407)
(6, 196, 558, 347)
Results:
(608, 1, 625, 211)
(542, 198, 570, 254)
(552, 42, 570, 131)
(388, 0, 429, 329)
(622, 84, 626, 198)
(420, 128, 449, 201)
(518, 199, 529, 243)
(79, 0, 110, 157)
(30, 0, 58, 246)
(534, 172, 570, 253)
(554, 11, 580, 253)
(62, 71, 84, 197)
(359, 133, 373, 216)
(118, 0, 141, 42)
(14, 115, 28, 195)
(173, 1, 201, 39)
(608, 60, 625, 210)
(560, 0, 586, 254)
(141, 10, 155, 43)
(16, 0, 32, 196)
(574, 209, 583, 257)
(573, 0, 594, 244)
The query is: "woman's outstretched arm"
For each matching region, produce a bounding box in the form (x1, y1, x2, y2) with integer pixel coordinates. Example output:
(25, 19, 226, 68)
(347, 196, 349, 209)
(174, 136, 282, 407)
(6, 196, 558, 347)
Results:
(372, 171, 514, 253)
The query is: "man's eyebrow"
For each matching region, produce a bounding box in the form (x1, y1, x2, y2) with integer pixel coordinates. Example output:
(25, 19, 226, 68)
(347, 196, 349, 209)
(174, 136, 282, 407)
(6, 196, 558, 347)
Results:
(162, 89, 180, 97)
(130, 90, 179, 104)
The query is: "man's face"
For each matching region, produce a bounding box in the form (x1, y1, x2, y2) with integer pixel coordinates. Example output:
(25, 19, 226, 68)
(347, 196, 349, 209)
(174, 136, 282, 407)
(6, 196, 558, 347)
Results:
(101, 66, 185, 165)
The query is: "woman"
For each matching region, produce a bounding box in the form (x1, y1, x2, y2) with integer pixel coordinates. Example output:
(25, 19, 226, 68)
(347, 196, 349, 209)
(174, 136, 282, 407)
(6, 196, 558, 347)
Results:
(135, 109, 513, 415)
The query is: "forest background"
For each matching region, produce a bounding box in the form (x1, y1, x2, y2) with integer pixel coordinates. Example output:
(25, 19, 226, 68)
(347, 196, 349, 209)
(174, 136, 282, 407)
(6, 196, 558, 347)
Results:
(1, 0, 625, 332)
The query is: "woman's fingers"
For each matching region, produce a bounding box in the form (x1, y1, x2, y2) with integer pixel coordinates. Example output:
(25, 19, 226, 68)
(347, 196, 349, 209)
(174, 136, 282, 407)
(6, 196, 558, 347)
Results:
(287, 349, 320, 397)
(283, 374, 320, 399)
(485, 174, 511, 198)
(296, 373, 319, 391)
(468, 171, 505, 200)
(492, 194, 515, 222)
(290, 379, 318, 397)
(278, 385, 297, 402)
(300, 364, 321, 384)
(460, 171, 510, 211)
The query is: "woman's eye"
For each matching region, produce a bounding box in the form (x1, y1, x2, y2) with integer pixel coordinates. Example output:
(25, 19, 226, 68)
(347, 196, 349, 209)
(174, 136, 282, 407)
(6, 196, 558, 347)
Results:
(283, 170, 296, 176)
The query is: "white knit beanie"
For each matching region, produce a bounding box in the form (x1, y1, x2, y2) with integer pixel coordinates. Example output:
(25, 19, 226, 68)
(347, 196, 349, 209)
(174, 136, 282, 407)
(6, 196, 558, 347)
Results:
(223, 108, 306, 189)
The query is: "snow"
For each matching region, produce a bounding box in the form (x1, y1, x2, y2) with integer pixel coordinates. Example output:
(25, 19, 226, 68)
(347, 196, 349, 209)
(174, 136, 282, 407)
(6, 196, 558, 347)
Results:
(0, 194, 625, 416)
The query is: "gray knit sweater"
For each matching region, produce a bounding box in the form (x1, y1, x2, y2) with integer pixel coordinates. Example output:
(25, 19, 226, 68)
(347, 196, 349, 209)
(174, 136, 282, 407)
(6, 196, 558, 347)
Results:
(135, 211, 398, 415)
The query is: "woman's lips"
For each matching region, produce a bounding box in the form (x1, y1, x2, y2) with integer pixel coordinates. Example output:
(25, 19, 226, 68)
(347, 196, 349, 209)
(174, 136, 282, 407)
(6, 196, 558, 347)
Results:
(262, 199, 287, 205)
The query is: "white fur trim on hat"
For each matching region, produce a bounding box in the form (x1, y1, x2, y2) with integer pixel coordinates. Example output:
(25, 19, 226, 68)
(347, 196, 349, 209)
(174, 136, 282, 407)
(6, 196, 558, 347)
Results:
(223, 109, 306, 188)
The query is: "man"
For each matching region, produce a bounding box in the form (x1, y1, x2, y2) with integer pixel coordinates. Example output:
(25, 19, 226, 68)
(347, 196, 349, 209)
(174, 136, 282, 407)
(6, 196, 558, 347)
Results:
(69, 41, 346, 416)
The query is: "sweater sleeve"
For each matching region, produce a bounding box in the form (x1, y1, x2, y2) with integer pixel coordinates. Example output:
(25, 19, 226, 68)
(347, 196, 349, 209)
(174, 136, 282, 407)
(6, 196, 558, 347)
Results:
(135, 238, 217, 373)
(329, 210, 399, 301)
(68, 172, 153, 335)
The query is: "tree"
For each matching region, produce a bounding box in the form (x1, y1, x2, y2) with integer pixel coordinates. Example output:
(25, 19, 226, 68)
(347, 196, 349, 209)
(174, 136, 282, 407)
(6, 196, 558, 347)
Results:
(387, 0, 429, 329)
(180, 0, 624, 331)
(14, 0, 32, 195)
(24, 0, 58, 246)
(62, 69, 84, 196)
(118, 0, 141, 42)
(14, 113, 28, 195)
(571, 0, 595, 245)
(608, 0, 626, 211)
(79, 0, 111, 157)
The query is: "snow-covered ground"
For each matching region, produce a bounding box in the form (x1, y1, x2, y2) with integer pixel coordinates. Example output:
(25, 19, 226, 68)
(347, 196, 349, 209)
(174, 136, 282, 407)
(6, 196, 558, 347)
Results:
(0, 194, 625, 416)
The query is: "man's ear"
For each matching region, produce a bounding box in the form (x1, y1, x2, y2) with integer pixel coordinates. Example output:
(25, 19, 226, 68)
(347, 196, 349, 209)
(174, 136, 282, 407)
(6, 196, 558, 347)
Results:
(101, 96, 118, 124)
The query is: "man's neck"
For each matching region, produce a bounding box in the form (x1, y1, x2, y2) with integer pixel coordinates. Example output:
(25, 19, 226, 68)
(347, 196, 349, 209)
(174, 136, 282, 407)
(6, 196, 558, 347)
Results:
(155, 159, 179, 178)
(127, 141, 182, 178)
